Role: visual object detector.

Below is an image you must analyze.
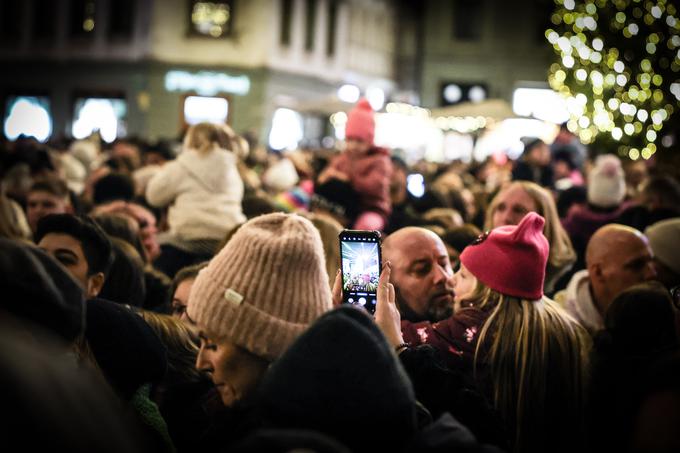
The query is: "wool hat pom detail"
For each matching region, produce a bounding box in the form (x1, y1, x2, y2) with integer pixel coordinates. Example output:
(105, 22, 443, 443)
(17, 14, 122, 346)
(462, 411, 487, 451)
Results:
(345, 98, 376, 145)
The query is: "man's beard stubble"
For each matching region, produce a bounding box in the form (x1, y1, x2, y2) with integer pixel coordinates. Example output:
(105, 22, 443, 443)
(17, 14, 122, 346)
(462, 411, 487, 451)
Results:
(394, 286, 453, 324)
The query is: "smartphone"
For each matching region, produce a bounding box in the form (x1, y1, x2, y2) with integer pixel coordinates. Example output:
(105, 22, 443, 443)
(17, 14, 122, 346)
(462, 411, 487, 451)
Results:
(339, 229, 382, 315)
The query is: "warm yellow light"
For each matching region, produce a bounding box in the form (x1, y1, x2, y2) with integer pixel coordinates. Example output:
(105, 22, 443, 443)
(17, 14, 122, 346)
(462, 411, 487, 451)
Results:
(83, 18, 94, 32)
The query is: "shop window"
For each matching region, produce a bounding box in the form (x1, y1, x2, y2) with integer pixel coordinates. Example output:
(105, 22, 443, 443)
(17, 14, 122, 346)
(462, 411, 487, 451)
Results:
(440, 82, 488, 107)
(183, 96, 229, 126)
(269, 108, 303, 151)
(72, 97, 127, 143)
(4, 96, 52, 142)
(512, 87, 569, 124)
(189, 0, 234, 38)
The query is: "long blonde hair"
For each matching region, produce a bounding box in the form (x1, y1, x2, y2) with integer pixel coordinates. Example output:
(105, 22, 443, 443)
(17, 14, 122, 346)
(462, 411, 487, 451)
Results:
(485, 181, 576, 270)
(466, 281, 589, 452)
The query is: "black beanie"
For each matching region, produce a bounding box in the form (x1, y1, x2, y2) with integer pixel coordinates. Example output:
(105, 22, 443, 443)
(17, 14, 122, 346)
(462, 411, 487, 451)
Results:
(85, 299, 167, 400)
(256, 306, 417, 452)
(312, 179, 360, 225)
(0, 238, 85, 343)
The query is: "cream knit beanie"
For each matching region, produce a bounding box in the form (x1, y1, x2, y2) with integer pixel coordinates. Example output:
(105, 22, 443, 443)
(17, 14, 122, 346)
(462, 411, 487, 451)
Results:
(645, 218, 680, 275)
(587, 154, 626, 208)
(187, 213, 332, 361)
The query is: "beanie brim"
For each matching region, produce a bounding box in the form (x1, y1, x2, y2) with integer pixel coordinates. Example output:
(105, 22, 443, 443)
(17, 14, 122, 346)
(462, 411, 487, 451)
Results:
(188, 267, 309, 361)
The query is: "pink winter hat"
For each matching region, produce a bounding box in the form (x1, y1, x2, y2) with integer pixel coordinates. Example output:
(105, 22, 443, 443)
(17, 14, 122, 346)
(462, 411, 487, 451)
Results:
(460, 212, 549, 300)
(345, 98, 375, 145)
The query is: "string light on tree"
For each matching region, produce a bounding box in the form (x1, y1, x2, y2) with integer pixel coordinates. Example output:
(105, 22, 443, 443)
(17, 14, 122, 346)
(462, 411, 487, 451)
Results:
(546, 0, 680, 160)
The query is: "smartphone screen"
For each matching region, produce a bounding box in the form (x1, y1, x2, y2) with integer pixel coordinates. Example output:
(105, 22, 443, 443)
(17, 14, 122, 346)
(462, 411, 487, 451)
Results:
(339, 230, 382, 315)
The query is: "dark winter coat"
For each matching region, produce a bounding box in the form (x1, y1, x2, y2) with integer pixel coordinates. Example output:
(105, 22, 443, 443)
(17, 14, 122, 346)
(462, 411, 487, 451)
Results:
(562, 202, 631, 270)
(255, 306, 499, 452)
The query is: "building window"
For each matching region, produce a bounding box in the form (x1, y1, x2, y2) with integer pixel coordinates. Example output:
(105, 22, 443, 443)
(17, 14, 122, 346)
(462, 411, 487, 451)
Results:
(452, 0, 482, 41)
(109, 0, 135, 40)
(0, 1, 24, 42)
(280, 0, 293, 46)
(70, 0, 96, 38)
(326, 0, 337, 56)
(33, 0, 57, 40)
(72, 97, 127, 143)
(189, 0, 234, 38)
(440, 82, 488, 106)
(183, 96, 229, 126)
(4, 96, 52, 142)
(305, 0, 316, 51)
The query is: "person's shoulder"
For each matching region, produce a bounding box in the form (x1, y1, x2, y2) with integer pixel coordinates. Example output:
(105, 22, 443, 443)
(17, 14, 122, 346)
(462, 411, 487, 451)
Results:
(451, 307, 490, 324)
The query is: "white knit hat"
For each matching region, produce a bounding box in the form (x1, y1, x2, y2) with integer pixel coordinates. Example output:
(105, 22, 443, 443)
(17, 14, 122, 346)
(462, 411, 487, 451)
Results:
(587, 154, 626, 208)
(187, 213, 332, 360)
(645, 218, 680, 275)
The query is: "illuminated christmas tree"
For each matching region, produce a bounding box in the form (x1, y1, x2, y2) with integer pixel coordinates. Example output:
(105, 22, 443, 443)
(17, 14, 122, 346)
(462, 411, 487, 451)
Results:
(546, 0, 680, 161)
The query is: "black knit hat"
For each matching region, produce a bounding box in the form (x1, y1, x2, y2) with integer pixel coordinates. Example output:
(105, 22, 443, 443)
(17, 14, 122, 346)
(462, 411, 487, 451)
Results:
(85, 299, 167, 400)
(255, 306, 417, 452)
(0, 238, 85, 343)
(311, 179, 360, 225)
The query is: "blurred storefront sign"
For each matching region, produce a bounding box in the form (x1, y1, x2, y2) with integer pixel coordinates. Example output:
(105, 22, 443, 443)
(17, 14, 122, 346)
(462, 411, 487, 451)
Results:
(164, 70, 250, 96)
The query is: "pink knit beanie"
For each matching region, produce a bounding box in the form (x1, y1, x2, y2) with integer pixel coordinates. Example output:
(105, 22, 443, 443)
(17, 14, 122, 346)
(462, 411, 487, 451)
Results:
(187, 213, 332, 361)
(460, 212, 549, 300)
(345, 98, 375, 145)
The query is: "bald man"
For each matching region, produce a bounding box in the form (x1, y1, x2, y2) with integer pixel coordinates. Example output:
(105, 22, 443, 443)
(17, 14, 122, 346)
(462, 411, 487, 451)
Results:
(382, 227, 455, 322)
(555, 224, 657, 335)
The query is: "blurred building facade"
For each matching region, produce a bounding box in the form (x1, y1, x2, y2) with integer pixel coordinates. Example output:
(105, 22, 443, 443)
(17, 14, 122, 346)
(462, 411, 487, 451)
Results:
(1, 0, 397, 146)
(1, 0, 557, 148)
(402, 0, 554, 109)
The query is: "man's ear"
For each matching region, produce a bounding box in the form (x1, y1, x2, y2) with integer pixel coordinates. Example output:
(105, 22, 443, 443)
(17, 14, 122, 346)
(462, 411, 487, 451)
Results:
(87, 272, 105, 298)
(589, 262, 605, 284)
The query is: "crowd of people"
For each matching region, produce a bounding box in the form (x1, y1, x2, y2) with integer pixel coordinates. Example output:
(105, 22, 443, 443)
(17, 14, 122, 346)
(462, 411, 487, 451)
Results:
(1, 98, 680, 453)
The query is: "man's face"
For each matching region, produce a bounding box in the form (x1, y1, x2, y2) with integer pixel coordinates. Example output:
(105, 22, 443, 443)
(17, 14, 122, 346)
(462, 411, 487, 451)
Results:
(491, 185, 538, 228)
(38, 233, 101, 298)
(597, 235, 657, 309)
(27, 191, 69, 233)
(390, 231, 454, 322)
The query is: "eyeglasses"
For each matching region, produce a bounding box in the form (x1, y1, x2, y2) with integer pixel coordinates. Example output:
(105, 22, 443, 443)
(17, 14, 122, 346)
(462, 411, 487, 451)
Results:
(671, 285, 680, 310)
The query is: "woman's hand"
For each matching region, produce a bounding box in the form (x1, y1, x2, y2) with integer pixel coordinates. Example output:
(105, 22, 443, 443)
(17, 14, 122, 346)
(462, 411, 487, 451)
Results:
(375, 261, 404, 348)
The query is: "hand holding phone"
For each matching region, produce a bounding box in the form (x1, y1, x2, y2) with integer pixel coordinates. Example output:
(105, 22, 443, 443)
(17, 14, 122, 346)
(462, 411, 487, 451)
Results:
(339, 229, 382, 315)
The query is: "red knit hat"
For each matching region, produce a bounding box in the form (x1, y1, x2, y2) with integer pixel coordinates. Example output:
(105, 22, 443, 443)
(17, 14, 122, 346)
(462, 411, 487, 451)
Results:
(345, 98, 375, 145)
(460, 212, 549, 300)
